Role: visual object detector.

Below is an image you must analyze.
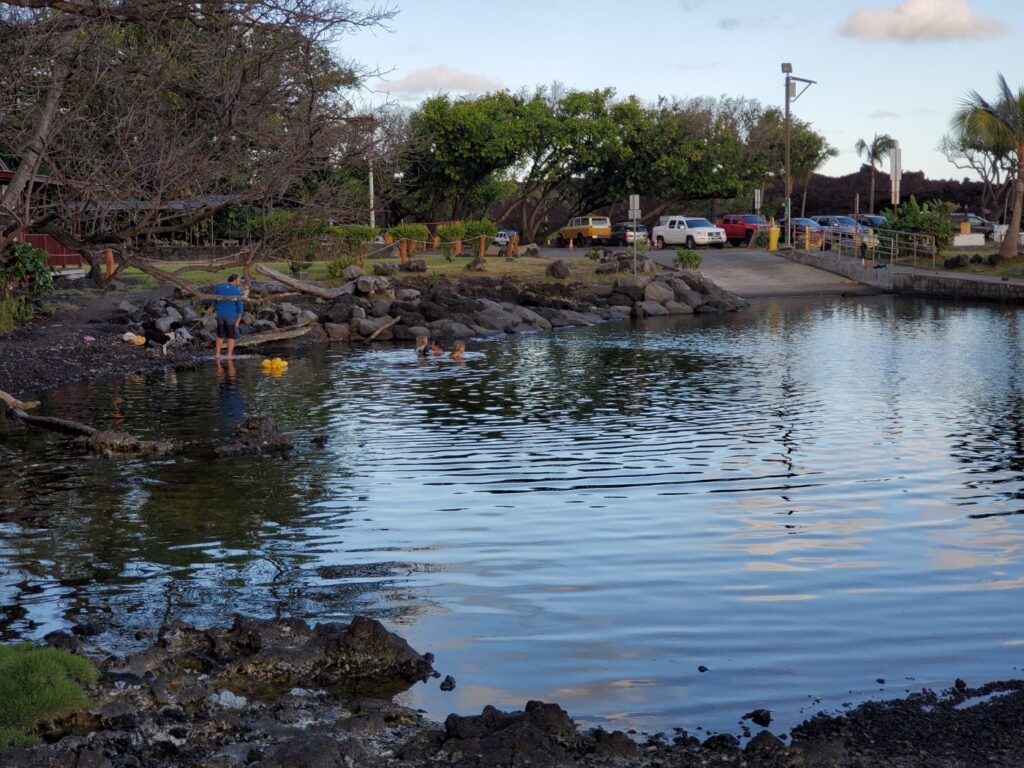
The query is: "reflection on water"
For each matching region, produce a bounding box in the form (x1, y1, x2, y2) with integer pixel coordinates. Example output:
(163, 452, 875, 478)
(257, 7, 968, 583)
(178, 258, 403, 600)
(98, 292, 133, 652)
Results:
(2, 295, 1024, 733)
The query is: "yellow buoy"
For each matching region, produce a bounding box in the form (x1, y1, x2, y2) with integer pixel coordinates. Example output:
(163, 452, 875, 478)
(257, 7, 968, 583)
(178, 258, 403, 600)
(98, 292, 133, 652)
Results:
(261, 359, 273, 369)
(133, 334, 146, 346)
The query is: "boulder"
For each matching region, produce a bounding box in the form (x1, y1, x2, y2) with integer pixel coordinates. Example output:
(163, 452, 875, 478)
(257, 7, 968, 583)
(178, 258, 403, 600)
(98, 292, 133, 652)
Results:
(595, 262, 617, 275)
(520, 243, 541, 257)
(241, 311, 257, 326)
(308, 325, 328, 344)
(401, 258, 427, 272)
(257, 308, 279, 323)
(465, 257, 487, 272)
(370, 299, 392, 318)
(279, 302, 301, 316)
(164, 306, 183, 323)
(252, 319, 278, 332)
(355, 317, 388, 338)
(643, 281, 674, 303)
(324, 323, 351, 341)
(408, 325, 430, 339)
(512, 306, 552, 330)
(154, 316, 178, 334)
(545, 260, 570, 279)
(373, 261, 398, 276)
(613, 275, 652, 301)
(476, 305, 521, 332)
(608, 305, 632, 318)
(664, 300, 694, 315)
(637, 300, 669, 317)
(350, 306, 366, 320)
(342, 264, 363, 280)
(297, 310, 319, 326)
(325, 303, 351, 324)
(395, 288, 421, 303)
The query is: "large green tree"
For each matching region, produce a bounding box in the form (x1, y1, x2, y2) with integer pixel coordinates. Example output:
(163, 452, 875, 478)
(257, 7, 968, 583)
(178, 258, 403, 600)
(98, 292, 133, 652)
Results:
(953, 73, 1024, 261)
(854, 133, 897, 213)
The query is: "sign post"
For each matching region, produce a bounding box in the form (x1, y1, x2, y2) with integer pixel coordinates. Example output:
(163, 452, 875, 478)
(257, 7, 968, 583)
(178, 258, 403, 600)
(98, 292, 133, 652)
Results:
(753, 188, 762, 215)
(890, 141, 901, 211)
(628, 194, 642, 274)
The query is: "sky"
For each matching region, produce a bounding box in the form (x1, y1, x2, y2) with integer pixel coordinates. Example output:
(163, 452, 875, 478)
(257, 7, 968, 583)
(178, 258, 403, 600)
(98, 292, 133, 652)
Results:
(337, 0, 1020, 181)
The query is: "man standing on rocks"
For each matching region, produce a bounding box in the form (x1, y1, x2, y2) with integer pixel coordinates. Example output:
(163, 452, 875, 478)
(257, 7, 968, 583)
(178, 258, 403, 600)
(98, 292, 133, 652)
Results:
(210, 273, 244, 360)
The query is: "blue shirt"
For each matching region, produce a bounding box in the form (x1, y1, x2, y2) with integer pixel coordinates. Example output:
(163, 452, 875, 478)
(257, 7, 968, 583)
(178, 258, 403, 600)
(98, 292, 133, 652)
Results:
(213, 282, 244, 320)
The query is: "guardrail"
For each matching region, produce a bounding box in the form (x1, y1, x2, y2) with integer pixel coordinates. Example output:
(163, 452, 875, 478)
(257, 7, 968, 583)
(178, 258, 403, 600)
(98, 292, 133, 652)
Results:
(792, 227, 937, 269)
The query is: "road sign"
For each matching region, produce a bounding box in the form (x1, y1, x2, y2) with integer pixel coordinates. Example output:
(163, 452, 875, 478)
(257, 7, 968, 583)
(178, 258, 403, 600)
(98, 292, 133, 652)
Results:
(629, 194, 640, 210)
(753, 188, 762, 212)
(629, 208, 641, 220)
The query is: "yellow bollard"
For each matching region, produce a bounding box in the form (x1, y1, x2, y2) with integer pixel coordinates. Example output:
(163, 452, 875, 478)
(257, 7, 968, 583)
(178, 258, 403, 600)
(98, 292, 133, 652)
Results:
(768, 225, 780, 251)
(960, 220, 971, 235)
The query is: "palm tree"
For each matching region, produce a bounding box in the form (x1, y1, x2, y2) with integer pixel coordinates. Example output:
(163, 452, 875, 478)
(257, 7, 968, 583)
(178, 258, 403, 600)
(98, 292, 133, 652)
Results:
(954, 74, 1024, 262)
(854, 133, 897, 214)
(799, 143, 839, 218)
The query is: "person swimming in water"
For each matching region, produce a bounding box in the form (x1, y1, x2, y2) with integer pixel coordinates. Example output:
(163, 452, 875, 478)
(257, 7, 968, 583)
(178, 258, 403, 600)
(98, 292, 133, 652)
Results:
(415, 335, 431, 357)
(449, 340, 465, 360)
(430, 339, 444, 355)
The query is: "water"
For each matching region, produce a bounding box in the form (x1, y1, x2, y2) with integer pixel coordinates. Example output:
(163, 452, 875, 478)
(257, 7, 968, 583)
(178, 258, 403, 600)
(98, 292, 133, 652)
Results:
(2, 295, 1024, 735)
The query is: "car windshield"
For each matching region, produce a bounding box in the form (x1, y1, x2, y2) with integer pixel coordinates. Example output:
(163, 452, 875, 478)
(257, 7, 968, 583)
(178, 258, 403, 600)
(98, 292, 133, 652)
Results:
(863, 216, 885, 225)
(833, 216, 858, 226)
(592, 218, 610, 226)
(742, 215, 767, 224)
(686, 218, 714, 228)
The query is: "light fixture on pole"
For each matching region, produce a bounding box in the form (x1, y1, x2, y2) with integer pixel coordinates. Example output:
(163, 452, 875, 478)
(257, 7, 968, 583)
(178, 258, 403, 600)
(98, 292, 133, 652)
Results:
(781, 63, 815, 247)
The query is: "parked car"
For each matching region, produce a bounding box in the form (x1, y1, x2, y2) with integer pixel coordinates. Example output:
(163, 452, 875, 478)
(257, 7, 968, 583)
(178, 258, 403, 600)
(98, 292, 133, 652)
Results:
(810, 215, 870, 239)
(786, 218, 825, 247)
(651, 216, 726, 249)
(852, 214, 887, 230)
(949, 212, 996, 239)
(715, 213, 769, 246)
(557, 215, 612, 247)
(608, 222, 649, 246)
(492, 230, 517, 247)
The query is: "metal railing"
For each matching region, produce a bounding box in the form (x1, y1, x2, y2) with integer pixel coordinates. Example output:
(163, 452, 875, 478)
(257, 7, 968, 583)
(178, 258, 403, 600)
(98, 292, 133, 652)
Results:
(791, 227, 937, 269)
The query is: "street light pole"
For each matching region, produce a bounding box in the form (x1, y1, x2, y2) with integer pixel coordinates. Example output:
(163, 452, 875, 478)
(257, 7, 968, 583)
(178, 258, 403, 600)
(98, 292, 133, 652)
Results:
(368, 156, 375, 229)
(781, 63, 815, 248)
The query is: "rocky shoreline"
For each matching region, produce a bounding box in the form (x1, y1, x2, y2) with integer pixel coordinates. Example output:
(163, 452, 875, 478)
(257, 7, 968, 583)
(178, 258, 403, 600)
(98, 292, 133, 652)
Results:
(3, 616, 1023, 768)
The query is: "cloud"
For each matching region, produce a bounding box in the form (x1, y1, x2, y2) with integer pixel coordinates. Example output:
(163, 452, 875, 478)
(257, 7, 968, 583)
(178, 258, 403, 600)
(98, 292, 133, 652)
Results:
(840, 0, 1009, 41)
(870, 110, 900, 118)
(382, 65, 503, 96)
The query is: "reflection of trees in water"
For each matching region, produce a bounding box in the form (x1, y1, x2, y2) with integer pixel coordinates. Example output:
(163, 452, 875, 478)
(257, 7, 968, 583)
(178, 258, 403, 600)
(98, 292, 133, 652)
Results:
(0, 353, 434, 639)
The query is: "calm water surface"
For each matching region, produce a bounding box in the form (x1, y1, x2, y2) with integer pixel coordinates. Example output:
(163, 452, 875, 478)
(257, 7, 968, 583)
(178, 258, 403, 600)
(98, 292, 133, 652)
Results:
(2, 295, 1024, 734)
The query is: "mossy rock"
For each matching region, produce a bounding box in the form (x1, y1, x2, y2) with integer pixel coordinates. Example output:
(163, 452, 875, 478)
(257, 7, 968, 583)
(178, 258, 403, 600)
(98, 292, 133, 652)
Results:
(0, 643, 97, 751)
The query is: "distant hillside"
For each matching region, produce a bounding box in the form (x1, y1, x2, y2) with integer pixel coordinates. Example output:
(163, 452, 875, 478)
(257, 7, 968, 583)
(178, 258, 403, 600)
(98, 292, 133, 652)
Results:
(798, 165, 988, 217)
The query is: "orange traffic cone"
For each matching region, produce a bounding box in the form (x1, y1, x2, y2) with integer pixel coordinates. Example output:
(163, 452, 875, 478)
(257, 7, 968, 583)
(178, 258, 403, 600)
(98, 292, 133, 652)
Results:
(567, 238, 575, 253)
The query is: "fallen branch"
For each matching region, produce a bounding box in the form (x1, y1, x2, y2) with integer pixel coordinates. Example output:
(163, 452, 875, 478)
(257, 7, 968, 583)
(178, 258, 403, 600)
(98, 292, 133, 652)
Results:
(131, 258, 261, 305)
(5, 407, 97, 437)
(0, 389, 40, 412)
(256, 264, 355, 300)
(365, 315, 399, 342)
(234, 324, 313, 348)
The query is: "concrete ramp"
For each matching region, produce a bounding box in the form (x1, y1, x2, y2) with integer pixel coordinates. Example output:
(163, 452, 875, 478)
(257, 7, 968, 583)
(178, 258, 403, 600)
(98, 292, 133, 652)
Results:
(651, 248, 877, 299)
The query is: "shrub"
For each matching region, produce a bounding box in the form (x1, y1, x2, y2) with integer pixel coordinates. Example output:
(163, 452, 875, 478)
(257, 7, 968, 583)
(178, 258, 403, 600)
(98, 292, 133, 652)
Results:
(325, 256, 362, 278)
(463, 219, 497, 241)
(436, 222, 466, 261)
(585, 249, 600, 261)
(1, 242, 54, 299)
(674, 248, 702, 271)
(329, 225, 376, 260)
(387, 223, 430, 257)
(882, 196, 955, 249)
(753, 231, 770, 249)
(0, 643, 97, 750)
(257, 211, 331, 273)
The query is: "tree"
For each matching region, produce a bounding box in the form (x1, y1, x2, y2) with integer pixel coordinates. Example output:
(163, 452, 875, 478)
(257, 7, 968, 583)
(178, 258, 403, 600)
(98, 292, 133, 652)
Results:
(953, 73, 1024, 260)
(793, 133, 839, 217)
(0, 0, 394, 284)
(937, 130, 1013, 218)
(854, 133, 897, 214)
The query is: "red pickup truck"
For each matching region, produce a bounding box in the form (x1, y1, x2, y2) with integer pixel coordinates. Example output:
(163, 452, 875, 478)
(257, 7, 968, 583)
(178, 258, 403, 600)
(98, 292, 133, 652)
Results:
(715, 214, 769, 246)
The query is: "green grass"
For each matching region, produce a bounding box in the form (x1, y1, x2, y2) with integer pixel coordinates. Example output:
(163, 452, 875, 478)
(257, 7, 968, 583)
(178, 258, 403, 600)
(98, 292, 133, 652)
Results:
(0, 643, 97, 751)
(0, 296, 36, 335)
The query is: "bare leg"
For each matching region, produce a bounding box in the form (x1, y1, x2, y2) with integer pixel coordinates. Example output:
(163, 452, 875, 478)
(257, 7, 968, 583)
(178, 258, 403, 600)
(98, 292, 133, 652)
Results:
(214, 337, 223, 360)
(226, 337, 236, 359)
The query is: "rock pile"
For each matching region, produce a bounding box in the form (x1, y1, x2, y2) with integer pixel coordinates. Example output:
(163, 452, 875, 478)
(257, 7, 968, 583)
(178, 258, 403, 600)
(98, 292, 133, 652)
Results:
(111, 266, 748, 353)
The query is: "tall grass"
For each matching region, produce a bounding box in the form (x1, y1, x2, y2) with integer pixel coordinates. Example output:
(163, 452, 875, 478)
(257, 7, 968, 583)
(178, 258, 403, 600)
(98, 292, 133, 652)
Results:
(0, 643, 97, 750)
(0, 296, 35, 335)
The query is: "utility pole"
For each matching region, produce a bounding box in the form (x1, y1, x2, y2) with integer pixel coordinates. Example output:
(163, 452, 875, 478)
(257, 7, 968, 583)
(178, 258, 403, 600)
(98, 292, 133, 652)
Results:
(368, 156, 375, 229)
(781, 63, 815, 248)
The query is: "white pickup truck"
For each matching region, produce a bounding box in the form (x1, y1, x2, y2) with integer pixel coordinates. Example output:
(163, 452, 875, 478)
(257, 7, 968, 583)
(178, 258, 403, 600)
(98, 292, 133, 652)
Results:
(651, 216, 726, 249)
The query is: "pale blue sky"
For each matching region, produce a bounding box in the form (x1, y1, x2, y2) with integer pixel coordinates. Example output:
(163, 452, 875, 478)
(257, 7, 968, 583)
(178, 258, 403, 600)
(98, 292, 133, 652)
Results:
(338, 0, 1020, 180)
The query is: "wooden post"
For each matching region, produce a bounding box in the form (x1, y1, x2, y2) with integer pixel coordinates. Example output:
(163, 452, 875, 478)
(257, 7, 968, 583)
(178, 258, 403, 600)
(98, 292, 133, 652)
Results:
(455, 238, 462, 256)
(433, 234, 440, 250)
(400, 239, 408, 264)
(104, 249, 115, 278)
(510, 233, 519, 257)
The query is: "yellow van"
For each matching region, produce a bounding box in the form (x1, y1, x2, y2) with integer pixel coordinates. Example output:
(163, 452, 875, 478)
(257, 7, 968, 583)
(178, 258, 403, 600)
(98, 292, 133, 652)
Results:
(557, 215, 612, 246)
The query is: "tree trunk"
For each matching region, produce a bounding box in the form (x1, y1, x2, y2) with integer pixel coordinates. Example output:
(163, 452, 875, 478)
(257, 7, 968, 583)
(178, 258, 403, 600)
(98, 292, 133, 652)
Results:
(0, 60, 68, 250)
(801, 173, 811, 218)
(255, 264, 354, 300)
(998, 158, 1023, 262)
(868, 165, 876, 214)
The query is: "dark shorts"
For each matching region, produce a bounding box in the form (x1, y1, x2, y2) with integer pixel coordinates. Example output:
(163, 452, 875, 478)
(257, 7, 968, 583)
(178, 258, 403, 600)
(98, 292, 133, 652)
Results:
(216, 317, 240, 340)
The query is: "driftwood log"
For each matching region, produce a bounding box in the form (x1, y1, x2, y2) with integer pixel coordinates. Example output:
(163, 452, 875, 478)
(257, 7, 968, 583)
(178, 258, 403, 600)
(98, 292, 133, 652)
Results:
(255, 265, 356, 300)
(234, 324, 313, 348)
(132, 258, 262, 306)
